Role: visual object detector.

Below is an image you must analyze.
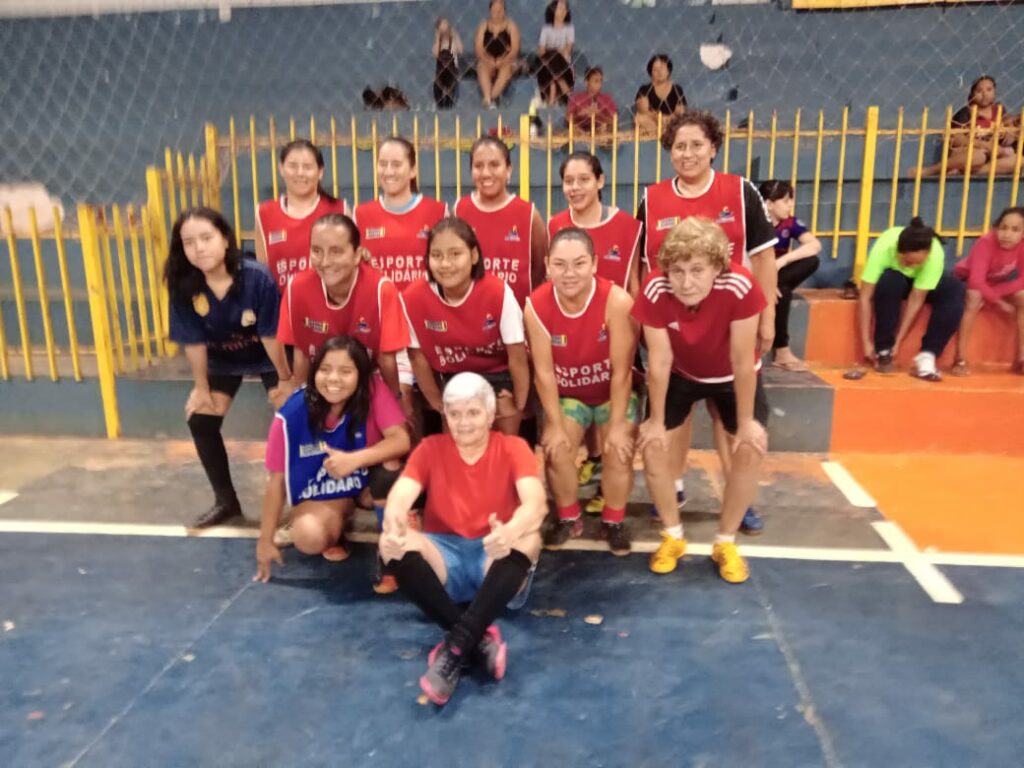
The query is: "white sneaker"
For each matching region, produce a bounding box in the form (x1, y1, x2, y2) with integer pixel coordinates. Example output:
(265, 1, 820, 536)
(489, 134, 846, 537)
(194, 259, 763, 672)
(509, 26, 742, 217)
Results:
(912, 351, 941, 381)
(273, 520, 294, 548)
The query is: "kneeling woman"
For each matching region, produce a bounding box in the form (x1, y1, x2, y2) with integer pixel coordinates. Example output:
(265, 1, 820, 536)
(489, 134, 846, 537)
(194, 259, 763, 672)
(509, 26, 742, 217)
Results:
(165, 207, 291, 528)
(255, 336, 410, 582)
(380, 373, 546, 706)
(402, 217, 530, 435)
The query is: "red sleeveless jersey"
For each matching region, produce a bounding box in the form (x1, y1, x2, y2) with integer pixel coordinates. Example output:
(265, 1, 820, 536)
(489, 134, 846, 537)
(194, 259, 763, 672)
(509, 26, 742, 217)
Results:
(401, 273, 511, 374)
(258, 196, 348, 292)
(354, 196, 447, 292)
(548, 208, 642, 290)
(644, 172, 748, 270)
(527, 277, 613, 405)
(453, 194, 535, 307)
(279, 260, 409, 360)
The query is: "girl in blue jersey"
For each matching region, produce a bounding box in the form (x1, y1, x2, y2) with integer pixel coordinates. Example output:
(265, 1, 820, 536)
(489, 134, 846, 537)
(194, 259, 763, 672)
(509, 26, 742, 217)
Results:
(255, 336, 410, 583)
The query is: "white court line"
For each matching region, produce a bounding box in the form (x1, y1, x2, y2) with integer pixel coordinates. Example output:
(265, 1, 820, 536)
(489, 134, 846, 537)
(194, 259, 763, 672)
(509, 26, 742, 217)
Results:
(925, 551, 1024, 569)
(872, 521, 964, 604)
(821, 461, 877, 508)
(0, 490, 18, 506)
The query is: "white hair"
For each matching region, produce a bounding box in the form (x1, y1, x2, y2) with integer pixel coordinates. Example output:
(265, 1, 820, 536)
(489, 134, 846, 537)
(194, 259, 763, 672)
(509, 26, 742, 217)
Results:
(442, 372, 496, 415)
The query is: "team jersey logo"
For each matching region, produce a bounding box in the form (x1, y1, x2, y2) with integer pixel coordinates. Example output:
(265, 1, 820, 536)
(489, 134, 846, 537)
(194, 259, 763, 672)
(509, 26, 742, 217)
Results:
(482, 313, 497, 331)
(717, 207, 736, 224)
(780, 228, 791, 239)
(268, 230, 287, 245)
(605, 245, 621, 261)
(598, 326, 608, 343)
(299, 440, 329, 458)
(356, 317, 372, 334)
(240, 309, 257, 327)
(417, 226, 430, 239)
(192, 293, 210, 317)
(424, 319, 448, 332)
(504, 226, 521, 242)
(656, 216, 680, 231)
(304, 317, 330, 334)
(365, 227, 386, 239)
(551, 334, 568, 347)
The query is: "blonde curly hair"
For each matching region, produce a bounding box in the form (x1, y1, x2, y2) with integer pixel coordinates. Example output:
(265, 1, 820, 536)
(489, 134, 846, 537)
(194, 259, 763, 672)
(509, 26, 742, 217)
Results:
(656, 217, 731, 273)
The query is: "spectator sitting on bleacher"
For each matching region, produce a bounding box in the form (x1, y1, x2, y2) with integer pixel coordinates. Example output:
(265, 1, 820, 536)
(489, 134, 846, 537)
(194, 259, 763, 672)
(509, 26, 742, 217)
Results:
(567, 67, 618, 133)
(952, 206, 1024, 376)
(917, 76, 1020, 178)
(475, 0, 522, 109)
(634, 53, 686, 134)
(433, 17, 464, 109)
(536, 0, 575, 106)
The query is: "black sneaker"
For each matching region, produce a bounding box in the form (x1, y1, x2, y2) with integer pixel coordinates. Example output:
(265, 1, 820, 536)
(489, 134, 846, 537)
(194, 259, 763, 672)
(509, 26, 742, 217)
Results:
(420, 641, 465, 705)
(875, 350, 895, 374)
(191, 499, 241, 528)
(602, 521, 631, 556)
(544, 517, 583, 550)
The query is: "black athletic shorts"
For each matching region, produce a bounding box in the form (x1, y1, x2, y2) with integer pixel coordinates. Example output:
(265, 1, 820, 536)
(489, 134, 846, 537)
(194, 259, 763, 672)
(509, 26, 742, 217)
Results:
(657, 372, 769, 433)
(208, 371, 279, 398)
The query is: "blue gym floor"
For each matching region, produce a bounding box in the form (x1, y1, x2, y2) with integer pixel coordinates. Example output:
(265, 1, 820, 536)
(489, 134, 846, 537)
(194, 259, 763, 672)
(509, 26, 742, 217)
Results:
(2, 534, 1022, 768)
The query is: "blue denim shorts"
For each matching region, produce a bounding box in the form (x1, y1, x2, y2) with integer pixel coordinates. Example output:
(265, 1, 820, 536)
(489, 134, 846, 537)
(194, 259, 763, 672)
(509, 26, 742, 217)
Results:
(424, 532, 536, 609)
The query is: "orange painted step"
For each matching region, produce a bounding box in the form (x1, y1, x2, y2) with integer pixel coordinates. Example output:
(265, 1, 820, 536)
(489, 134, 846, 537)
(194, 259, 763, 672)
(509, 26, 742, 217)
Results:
(838, 452, 1024, 555)
(800, 288, 1019, 368)
(817, 368, 1024, 455)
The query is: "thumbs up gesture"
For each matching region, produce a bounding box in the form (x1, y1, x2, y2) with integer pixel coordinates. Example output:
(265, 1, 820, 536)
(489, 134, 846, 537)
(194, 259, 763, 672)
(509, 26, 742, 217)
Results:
(379, 506, 409, 564)
(483, 513, 511, 560)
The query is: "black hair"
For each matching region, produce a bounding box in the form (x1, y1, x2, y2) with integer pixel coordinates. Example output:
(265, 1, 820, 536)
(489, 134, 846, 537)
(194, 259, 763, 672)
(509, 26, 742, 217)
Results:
(545, 0, 571, 24)
(310, 213, 361, 250)
(279, 139, 336, 202)
(379, 136, 419, 194)
(994, 206, 1024, 228)
(897, 217, 943, 253)
(758, 180, 794, 202)
(470, 135, 512, 168)
(163, 207, 242, 305)
(968, 75, 996, 103)
(550, 227, 596, 261)
(647, 53, 673, 78)
(584, 66, 603, 81)
(425, 217, 487, 289)
(305, 335, 375, 440)
(380, 85, 410, 110)
(559, 151, 605, 202)
(661, 110, 724, 153)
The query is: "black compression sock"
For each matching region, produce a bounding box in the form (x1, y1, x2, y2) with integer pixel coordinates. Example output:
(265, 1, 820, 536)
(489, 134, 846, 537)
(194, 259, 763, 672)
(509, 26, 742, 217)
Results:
(187, 413, 237, 505)
(392, 551, 462, 631)
(449, 549, 531, 653)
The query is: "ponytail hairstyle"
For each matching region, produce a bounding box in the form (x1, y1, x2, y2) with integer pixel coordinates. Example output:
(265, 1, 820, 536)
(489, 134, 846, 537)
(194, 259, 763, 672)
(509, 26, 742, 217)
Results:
(280, 139, 336, 203)
(896, 217, 942, 254)
(379, 136, 419, 194)
(305, 335, 375, 440)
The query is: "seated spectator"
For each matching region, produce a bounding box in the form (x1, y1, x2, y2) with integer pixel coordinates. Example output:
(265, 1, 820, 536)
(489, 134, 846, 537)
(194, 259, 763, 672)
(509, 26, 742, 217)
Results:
(634, 53, 686, 134)
(952, 206, 1024, 376)
(758, 180, 822, 372)
(474, 0, 522, 109)
(536, 0, 575, 106)
(567, 67, 618, 133)
(380, 85, 410, 111)
(917, 76, 1020, 177)
(858, 217, 965, 381)
(433, 17, 464, 109)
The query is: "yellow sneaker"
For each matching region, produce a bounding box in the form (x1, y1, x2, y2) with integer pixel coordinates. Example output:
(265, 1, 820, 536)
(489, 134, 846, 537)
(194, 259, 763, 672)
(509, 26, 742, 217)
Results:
(584, 495, 605, 515)
(649, 533, 687, 574)
(711, 541, 749, 584)
(577, 459, 600, 486)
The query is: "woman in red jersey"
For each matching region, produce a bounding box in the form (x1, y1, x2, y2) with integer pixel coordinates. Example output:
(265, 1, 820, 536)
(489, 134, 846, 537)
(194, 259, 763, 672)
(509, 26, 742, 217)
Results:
(525, 228, 638, 556)
(549, 151, 642, 297)
(453, 136, 548, 308)
(402, 217, 530, 436)
(256, 139, 348, 293)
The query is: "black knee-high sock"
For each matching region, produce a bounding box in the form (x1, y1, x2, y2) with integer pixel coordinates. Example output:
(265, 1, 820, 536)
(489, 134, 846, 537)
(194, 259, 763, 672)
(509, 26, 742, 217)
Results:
(392, 552, 462, 631)
(449, 550, 531, 653)
(187, 413, 236, 505)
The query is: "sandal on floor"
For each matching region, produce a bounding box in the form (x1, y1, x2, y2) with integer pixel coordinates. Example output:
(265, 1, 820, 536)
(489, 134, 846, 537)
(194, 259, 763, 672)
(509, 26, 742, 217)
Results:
(772, 358, 809, 372)
(951, 359, 971, 377)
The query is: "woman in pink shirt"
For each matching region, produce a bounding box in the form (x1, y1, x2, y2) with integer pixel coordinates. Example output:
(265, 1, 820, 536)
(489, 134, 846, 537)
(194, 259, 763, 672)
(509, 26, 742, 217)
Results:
(953, 206, 1024, 375)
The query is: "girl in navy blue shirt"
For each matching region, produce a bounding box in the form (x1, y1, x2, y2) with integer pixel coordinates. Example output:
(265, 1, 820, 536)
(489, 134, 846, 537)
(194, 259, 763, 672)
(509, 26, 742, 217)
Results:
(165, 207, 291, 527)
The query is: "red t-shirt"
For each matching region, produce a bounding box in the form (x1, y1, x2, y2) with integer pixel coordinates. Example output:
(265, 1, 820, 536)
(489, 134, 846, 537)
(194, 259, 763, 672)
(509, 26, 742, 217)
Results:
(402, 431, 539, 539)
(549, 208, 642, 290)
(526, 277, 613, 405)
(353, 196, 447, 292)
(953, 230, 1024, 303)
(453, 193, 537, 307)
(632, 265, 766, 383)
(401, 274, 523, 374)
(277, 261, 409, 360)
(258, 196, 348, 292)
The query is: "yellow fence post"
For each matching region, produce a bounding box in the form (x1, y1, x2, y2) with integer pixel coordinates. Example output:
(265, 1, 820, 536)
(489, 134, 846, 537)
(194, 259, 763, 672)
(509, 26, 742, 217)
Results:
(28, 207, 59, 380)
(112, 206, 140, 371)
(145, 167, 171, 343)
(350, 116, 360, 208)
(78, 204, 121, 439)
(519, 114, 531, 202)
(126, 205, 153, 365)
(53, 206, 82, 380)
(204, 123, 222, 211)
(853, 106, 879, 281)
(4, 206, 34, 380)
